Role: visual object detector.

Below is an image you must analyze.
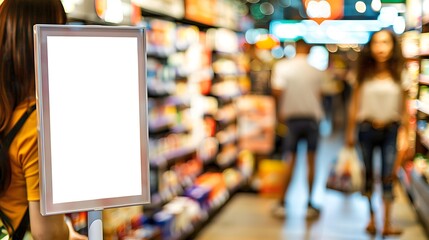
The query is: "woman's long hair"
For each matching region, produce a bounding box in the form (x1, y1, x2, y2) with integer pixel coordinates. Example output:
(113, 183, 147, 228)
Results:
(0, 0, 67, 131)
(0, 0, 66, 233)
(355, 29, 404, 86)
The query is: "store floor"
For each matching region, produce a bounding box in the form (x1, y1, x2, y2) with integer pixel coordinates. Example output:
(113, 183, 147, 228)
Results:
(195, 127, 429, 240)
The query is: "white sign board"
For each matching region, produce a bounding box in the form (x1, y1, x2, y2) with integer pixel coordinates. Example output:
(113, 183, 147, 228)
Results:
(34, 25, 150, 215)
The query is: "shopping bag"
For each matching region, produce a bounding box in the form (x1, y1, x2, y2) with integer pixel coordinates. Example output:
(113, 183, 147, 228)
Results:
(326, 147, 364, 193)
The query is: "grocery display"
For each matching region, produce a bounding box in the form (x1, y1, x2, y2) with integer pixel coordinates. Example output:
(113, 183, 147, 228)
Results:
(58, 1, 258, 238)
(41, 0, 429, 239)
(112, 7, 256, 240)
(401, 16, 429, 233)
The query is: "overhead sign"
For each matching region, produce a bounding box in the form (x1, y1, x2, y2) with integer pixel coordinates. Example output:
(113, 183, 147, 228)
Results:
(34, 25, 150, 215)
(270, 19, 383, 44)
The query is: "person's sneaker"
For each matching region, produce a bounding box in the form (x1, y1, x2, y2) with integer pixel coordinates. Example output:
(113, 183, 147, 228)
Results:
(305, 204, 321, 219)
(271, 203, 287, 219)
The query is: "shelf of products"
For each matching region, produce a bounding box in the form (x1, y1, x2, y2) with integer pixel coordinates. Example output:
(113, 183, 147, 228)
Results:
(398, 155, 429, 234)
(136, 18, 252, 240)
(408, 17, 429, 233)
(61, 1, 256, 239)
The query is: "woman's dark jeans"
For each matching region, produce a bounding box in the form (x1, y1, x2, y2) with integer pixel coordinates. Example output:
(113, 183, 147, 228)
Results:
(358, 121, 399, 200)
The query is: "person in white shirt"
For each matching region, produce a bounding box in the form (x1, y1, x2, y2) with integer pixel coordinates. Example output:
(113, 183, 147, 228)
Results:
(346, 29, 410, 237)
(271, 39, 328, 219)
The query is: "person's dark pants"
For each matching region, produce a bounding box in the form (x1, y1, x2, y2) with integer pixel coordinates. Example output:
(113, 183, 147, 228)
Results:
(284, 118, 319, 153)
(358, 121, 399, 200)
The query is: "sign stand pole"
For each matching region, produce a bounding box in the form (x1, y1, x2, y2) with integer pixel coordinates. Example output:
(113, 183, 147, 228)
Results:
(88, 210, 103, 240)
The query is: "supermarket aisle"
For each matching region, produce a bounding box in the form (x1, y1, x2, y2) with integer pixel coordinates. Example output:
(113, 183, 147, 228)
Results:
(195, 131, 428, 240)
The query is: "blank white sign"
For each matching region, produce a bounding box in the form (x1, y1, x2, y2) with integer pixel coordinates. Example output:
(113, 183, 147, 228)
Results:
(34, 25, 149, 215)
(47, 36, 141, 203)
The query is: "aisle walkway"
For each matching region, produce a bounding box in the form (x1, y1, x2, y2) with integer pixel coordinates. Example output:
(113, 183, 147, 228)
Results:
(195, 131, 428, 240)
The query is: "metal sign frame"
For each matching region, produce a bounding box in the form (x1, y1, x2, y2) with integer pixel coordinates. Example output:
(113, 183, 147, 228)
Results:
(34, 24, 150, 216)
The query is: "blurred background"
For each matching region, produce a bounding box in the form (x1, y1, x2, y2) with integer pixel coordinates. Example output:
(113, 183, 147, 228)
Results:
(8, 0, 429, 239)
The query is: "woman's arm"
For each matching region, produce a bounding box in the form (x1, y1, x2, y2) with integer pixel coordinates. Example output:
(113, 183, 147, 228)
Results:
(29, 202, 89, 240)
(29, 201, 69, 240)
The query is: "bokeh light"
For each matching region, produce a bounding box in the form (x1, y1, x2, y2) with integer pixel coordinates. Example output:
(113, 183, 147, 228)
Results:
(393, 16, 405, 34)
(378, 6, 398, 27)
(371, 0, 382, 12)
(308, 46, 329, 71)
(355, 1, 366, 14)
(236, 2, 249, 16)
(245, 28, 269, 44)
(283, 44, 296, 58)
(260, 2, 274, 15)
(250, 4, 265, 20)
(307, 0, 331, 18)
(279, 0, 291, 7)
(255, 34, 279, 49)
(326, 44, 339, 53)
(271, 46, 285, 59)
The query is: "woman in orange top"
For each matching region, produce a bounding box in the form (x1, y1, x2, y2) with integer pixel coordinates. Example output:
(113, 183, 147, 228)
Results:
(0, 0, 87, 239)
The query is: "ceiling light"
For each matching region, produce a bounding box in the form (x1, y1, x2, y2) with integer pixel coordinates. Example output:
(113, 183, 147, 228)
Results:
(306, 0, 331, 18)
(393, 16, 405, 34)
(378, 6, 398, 27)
(371, 0, 382, 11)
(355, 1, 367, 13)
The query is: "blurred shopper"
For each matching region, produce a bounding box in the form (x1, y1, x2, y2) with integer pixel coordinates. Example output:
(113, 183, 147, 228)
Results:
(248, 44, 273, 95)
(345, 29, 409, 236)
(327, 54, 352, 129)
(0, 0, 87, 239)
(271, 39, 328, 219)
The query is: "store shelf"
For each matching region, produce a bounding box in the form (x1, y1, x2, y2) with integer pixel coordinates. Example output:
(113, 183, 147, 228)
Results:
(415, 100, 429, 115)
(144, 174, 245, 240)
(417, 131, 429, 150)
(149, 125, 190, 138)
(147, 53, 170, 60)
(398, 168, 410, 195)
(148, 91, 171, 98)
(408, 14, 429, 237)
(149, 122, 173, 134)
(218, 135, 238, 146)
(132, 12, 244, 240)
(398, 165, 416, 201)
(150, 147, 196, 169)
(397, 165, 429, 234)
(410, 169, 429, 232)
(420, 74, 429, 85)
(145, 176, 200, 212)
(175, 180, 245, 240)
(217, 157, 238, 171)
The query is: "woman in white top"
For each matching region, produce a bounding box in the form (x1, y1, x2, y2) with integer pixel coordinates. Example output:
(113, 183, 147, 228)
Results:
(346, 29, 409, 236)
